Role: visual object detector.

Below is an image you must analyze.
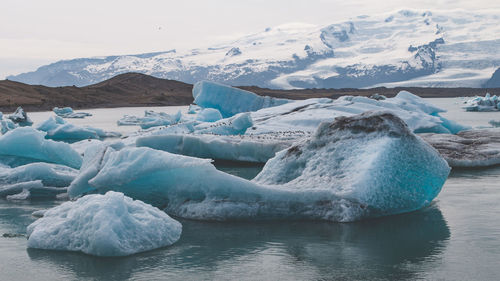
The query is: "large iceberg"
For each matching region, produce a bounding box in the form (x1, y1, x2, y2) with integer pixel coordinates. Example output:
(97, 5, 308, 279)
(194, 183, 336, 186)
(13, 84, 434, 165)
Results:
(27, 191, 182, 256)
(0, 127, 82, 169)
(7, 107, 33, 126)
(193, 81, 289, 118)
(37, 116, 120, 141)
(53, 107, 92, 118)
(69, 112, 450, 222)
(249, 92, 468, 136)
(420, 128, 500, 167)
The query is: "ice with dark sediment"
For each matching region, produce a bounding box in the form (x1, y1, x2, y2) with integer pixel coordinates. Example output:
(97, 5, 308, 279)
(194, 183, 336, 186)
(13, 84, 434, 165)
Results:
(420, 128, 500, 167)
(7, 107, 33, 126)
(37, 116, 120, 141)
(53, 107, 92, 118)
(69, 112, 450, 222)
(27, 191, 182, 256)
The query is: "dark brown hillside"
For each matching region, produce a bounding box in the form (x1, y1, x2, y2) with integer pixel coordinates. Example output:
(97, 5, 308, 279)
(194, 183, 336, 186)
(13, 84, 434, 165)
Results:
(1, 72, 500, 112)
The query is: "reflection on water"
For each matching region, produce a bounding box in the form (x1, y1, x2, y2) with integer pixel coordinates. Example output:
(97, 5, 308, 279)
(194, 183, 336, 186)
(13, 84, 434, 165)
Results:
(22, 206, 449, 280)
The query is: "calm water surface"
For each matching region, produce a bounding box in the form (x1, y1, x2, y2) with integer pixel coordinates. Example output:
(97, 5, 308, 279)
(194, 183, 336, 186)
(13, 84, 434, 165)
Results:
(1, 98, 499, 280)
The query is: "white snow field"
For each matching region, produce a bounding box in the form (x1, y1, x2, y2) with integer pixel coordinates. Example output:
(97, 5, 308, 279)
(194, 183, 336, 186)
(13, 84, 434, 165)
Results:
(27, 191, 182, 256)
(9, 10, 500, 89)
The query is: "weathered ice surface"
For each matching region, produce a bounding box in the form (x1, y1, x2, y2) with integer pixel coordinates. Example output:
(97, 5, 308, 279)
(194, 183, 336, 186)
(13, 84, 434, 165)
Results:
(27, 191, 182, 256)
(193, 81, 289, 117)
(0, 127, 82, 169)
(37, 116, 120, 141)
(7, 107, 33, 127)
(69, 112, 450, 222)
(421, 128, 500, 167)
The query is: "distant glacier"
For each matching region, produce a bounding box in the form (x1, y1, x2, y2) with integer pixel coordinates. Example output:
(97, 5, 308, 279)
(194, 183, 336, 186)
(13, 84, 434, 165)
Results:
(7, 9, 500, 89)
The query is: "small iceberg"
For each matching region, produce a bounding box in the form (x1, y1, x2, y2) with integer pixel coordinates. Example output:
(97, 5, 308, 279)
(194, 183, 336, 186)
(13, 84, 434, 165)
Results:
(0, 127, 82, 169)
(0, 112, 17, 134)
(462, 93, 500, 112)
(27, 191, 182, 257)
(53, 107, 92, 118)
(7, 107, 33, 127)
(37, 116, 120, 142)
(117, 110, 182, 129)
(421, 128, 500, 167)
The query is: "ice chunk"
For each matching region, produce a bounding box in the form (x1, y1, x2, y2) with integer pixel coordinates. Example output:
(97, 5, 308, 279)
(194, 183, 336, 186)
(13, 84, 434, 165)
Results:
(420, 128, 500, 167)
(37, 116, 120, 141)
(249, 91, 468, 135)
(462, 93, 500, 112)
(7, 107, 33, 126)
(193, 81, 289, 117)
(27, 191, 182, 257)
(117, 110, 182, 129)
(53, 107, 92, 118)
(489, 120, 500, 127)
(136, 134, 290, 163)
(0, 162, 77, 187)
(187, 104, 201, 114)
(196, 108, 223, 122)
(1, 117, 17, 134)
(0, 127, 82, 169)
(194, 112, 253, 135)
(69, 112, 449, 222)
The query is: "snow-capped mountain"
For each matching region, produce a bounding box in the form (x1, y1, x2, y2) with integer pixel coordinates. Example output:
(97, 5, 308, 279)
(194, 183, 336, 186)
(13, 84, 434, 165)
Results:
(7, 9, 500, 89)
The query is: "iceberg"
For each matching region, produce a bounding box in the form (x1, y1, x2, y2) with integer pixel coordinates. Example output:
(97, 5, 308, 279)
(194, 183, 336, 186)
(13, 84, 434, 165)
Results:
(193, 81, 289, 118)
(0, 127, 82, 169)
(187, 104, 201, 114)
(420, 128, 500, 167)
(489, 120, 500, 127)
(196, 108, 223, 122)
(117, 110, 182, 129)
(7, 107, 33, 126)
(0, 162, 77, 187)
(69, 112, 449, 222)
(27, 191, 182, 257)
(53, 107, 92, 118)
(462, 93, 500, 112)
(0, 112, 17, 134)
(136, 134, 290, 163)
(37, 116, 120, 141)
(249, 91, 468, 135)
(1, 180, 67, 200)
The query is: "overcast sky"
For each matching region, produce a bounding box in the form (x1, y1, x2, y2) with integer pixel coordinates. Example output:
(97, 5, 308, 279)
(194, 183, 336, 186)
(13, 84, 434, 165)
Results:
(1, 0, 499, 79)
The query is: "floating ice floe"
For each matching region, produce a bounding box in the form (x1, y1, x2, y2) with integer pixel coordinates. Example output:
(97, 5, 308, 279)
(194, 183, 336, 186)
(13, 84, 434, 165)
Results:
(193, 81, 290, 118)
(53, 107, 92, 118)
(69, 111, 450, 222)
(7, 107, 33, 127)
(249, 91, 468, 136)
(37, 116, 120, 141)
(462, 93, 500, 112)
(420, 128, 500, 167)
(27, 191, 182, 257)
(489, 120, 500, 127)
(0, 127, 82, 169)
(137, 134, 290, 163)
(187, 104, 201, 114)
(0, 112, 17, 134)
(117, 110, 182, 129)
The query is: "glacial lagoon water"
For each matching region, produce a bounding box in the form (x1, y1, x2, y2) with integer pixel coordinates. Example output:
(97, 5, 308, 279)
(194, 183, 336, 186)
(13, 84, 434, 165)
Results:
(1, 98, 500, 280)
